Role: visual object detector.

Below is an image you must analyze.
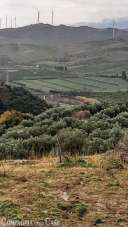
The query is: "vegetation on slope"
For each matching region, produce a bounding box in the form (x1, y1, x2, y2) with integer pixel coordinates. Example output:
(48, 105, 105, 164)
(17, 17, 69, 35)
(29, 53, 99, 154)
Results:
(1, 100, 128, 159)
(0, 85, 48, 115)
(0, 111, 32, 127)
(1, 24, 128, 73)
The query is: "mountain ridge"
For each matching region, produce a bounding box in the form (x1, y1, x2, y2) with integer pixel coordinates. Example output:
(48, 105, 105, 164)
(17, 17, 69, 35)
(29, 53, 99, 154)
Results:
(72, 17, 128, 29)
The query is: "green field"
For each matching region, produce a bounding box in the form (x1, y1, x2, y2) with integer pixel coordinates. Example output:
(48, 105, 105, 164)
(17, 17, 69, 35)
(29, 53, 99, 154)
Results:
(14, 74, 128, 93)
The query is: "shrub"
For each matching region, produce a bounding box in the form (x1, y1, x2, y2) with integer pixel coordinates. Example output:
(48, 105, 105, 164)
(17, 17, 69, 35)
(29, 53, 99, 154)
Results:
(115, 113, 128, 127)
(0, 125, 5, 136)
(58, 128, 86, 156)
(20, 119, 34, 127)
(48, 120, 67, 136)
(0, 200, 22, 219)
(102, 153, 124, 171)
(5, 129, 30, 140)
(16, 135, 56, 158)
(94, 218, 104, 225)
(122, 71, 127, 80)
(0, 111, 31, 128)
(5, 86, 48, 115)
(0, 101, 127, 159)
(76, 203, 88, 217)
(28, 126, 46, 137)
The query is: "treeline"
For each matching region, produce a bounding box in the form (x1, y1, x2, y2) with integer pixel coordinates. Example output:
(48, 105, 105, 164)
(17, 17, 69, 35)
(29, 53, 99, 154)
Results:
(1, 100, 128, 159)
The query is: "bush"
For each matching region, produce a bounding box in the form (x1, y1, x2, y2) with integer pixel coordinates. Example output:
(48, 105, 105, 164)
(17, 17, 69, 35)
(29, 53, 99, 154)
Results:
(58, 128, 86, 155)
(76, 203, 88, 217)
(48, 120, 67, 136)
(115, 113, 128, 127)
(20, 119, 34, 127)
(0, 200, 22, 219)
(122, 71, 127, 80)
(0, 111, 31, 128)
(103, 153, 124, 171)
(5, 86, 48, 115)
(16, 135, 56, 158)
(0, 100, 127, 159)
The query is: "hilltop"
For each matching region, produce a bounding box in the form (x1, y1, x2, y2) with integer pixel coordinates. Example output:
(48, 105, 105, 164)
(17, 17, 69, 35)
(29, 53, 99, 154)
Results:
(0, 23, 128, 45)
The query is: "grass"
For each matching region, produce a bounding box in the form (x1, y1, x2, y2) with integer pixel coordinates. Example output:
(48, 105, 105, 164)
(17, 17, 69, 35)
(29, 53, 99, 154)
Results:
(0, 200, 22, 219)
(94, 217, 104, 225)
(0, 154, 127, 226)
(76, 203, 88, 218)
(58, 159, 97, 168)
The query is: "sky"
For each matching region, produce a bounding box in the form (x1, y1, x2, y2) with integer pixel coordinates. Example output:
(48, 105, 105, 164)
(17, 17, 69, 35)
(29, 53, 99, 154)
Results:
(0, 0, 128, 27)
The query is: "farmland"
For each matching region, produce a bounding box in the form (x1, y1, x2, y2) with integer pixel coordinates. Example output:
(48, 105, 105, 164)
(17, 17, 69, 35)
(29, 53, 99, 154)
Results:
(14, 71, 128, 93)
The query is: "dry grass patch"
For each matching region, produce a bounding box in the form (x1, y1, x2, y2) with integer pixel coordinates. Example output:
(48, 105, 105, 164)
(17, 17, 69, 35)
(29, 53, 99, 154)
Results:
(0, 155, 127, 226)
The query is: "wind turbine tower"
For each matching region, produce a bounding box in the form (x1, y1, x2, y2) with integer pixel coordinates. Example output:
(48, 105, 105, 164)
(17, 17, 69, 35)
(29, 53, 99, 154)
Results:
(6, 70, 9, 85)
(11, 17, 13, 28)
(52, 9, 54, 25)
(6, 16, 8, 28)
(14, 17, 17, 28)
(113, 20, 116, 40)
(37, 10, 40, 24)
(0, 18, 1, 29)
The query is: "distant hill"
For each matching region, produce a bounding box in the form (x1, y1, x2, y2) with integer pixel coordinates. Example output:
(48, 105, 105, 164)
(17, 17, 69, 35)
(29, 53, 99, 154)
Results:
(1, 23, 128, 47)
(0, 23, 128, 73)
(73, 17, 128, 29)
(0, 84, 48, 114)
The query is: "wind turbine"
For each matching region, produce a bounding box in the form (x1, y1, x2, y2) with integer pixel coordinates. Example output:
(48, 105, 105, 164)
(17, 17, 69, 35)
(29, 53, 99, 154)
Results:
(52, 9, 54, 25)
(112, 19, 116, 40)
(14, 17, 17, 28)
(11, 17, 13, 28)
(0, 18, 2, 29)
(6, 16, 8, 28)
(37, 9, 40, 24)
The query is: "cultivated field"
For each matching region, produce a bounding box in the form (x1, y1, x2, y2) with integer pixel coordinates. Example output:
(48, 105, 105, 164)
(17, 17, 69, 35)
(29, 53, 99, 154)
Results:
(14, 73, 128, 93)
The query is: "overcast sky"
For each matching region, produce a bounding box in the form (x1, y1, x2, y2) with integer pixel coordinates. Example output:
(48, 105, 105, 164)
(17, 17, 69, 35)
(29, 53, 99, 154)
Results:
(0, 0, 127, 27)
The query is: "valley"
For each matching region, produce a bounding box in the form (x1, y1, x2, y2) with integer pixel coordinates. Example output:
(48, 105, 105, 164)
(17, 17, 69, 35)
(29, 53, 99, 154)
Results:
(0, 23, 128, 227)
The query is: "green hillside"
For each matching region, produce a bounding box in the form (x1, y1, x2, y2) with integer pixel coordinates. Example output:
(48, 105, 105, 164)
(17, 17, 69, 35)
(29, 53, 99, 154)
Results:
(0, 24, 128, 74)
